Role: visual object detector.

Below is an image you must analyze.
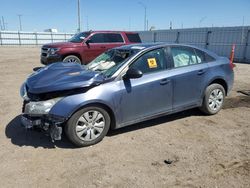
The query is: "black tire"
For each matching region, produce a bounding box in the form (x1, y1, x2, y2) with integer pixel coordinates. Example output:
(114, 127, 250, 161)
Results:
(65, 106, 111, 147)
(63, 55, 81, 64)
(199, 83, 225, 115)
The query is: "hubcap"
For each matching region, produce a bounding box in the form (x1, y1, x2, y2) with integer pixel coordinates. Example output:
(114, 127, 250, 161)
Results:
(208, 89, 224, 111)
(64, 57, 80, 63)
(75, 110, 105, 141)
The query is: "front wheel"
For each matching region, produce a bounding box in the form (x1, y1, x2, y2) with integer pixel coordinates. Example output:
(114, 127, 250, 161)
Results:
(65, 106, 111, 147)
(199, 83, 225, 115)
(63, 55, 81, 64)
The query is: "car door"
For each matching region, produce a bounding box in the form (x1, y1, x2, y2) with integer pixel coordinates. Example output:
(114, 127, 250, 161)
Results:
(82, 33, 107, 63)
(117, 48, 173, 125)
(168, 46, 209, 110)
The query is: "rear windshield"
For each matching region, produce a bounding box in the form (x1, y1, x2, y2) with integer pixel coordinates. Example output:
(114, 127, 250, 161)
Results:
(69, 32, 90, 43)
(126, 33, 141, 43)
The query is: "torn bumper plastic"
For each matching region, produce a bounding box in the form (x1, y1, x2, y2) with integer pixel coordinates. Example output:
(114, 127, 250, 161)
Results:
(21, 114, 66, 142)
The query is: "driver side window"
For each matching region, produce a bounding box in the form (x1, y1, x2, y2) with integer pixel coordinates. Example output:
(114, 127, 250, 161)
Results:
(89, 34, 105, 43)
(130, 48, 167, 74)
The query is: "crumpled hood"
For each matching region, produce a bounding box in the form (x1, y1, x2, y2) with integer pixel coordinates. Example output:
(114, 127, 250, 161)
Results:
(26, 62, 104, 94)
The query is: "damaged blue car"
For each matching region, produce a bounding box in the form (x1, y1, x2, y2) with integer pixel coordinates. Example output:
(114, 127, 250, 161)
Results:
(20, 43, 234, 147)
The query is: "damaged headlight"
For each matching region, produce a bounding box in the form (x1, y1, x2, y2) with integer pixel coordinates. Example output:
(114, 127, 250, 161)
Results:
(24, 97, 63, 115)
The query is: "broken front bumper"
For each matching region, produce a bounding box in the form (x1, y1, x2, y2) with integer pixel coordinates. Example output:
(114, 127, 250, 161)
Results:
(21, 114, 66, 142)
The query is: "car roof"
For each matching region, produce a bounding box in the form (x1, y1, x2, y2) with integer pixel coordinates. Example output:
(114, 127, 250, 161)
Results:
(83, 30, 138, 34)
(115, 42, 218, 57)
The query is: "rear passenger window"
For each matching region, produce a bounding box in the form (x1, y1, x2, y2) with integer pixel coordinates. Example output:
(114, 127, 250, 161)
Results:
(171, 47, 197, 68)
(130, 48, 167, 74)
(126, 33, 142, 43)
(104, 33, 124, 43)
(205, 53, 216, 62)
(194, 49, 206, 63)
(195, 49, 216, 63)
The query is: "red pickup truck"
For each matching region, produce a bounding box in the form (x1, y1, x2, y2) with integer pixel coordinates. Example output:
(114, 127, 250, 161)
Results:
(41, 31, 141, 65)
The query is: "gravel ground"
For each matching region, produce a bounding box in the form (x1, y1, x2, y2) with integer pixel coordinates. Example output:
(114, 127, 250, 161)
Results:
(0, 47, 249, 188)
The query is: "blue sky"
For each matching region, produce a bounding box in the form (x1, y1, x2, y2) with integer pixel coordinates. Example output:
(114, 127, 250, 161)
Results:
(0, 0, 250, 32)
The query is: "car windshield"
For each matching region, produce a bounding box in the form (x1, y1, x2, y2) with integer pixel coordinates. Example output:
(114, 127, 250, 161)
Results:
(69, 32, 90, 43)
(86, 49, 138, 78)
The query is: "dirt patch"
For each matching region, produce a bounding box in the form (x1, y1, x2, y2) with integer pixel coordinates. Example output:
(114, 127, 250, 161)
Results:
(0, 47, 249, 188)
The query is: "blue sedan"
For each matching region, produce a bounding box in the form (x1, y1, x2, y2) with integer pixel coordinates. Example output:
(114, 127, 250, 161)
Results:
(20, 43, 234, 147)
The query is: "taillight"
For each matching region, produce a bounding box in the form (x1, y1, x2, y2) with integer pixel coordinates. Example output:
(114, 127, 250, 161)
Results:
(229, 44, 236, 70)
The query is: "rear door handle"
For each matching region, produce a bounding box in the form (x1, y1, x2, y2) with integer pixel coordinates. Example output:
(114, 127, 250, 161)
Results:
(197, 70, 206, 75)
(160, 79, 170, 85)
(100, 46, 106, 49)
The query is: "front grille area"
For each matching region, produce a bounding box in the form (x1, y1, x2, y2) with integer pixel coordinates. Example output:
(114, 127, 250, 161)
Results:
(41, 47, 49, 57)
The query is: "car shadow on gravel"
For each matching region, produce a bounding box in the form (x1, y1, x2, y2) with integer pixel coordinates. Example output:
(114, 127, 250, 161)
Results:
(107, 108, 203, 136)
(5, 115, 75, 149)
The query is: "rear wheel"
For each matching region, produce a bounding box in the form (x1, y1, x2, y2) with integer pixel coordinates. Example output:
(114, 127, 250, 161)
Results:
(65, 106, 110, 147)
(63, 55, 81, 64)
(200, 83, 225, 115)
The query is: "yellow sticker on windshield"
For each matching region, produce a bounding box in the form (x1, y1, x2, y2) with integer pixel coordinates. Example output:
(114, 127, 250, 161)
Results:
(147, 58, 157, 68)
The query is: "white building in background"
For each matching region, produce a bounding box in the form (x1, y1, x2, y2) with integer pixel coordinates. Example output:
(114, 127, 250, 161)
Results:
(44, 28, 58, 33)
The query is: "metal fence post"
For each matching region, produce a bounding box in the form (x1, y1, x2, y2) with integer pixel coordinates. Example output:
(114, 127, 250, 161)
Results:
(205, 31, 212, 49)
(0, 31, 2, 45)
(175, 31, 180, 43)
(243, 29, 250, 61)
(18, 31, 21, 45)
(51, 32, 53, 43)
(35, 32, 38, 45)
(153, 32, 157, 42)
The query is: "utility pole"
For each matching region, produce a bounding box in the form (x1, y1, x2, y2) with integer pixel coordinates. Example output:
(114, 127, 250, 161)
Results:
(138, 2, 147, 31)
(1, 16, 5, 30)
(18, 14, 22, 31)
(77, 0, 81, 32)
(86, 16, 89, 31)
(0, 19, 2, 30)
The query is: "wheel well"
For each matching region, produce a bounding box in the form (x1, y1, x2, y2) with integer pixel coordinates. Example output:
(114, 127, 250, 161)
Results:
(74, 103, 116, 130)
(62, 53, 82, 62)
(209, 79, 228, 95)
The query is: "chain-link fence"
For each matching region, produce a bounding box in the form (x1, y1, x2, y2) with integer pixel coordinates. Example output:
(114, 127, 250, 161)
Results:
(0, 31, 74, 45)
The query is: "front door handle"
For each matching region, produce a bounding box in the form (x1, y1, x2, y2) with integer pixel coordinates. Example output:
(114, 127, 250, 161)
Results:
(100, 46, 106, 49)
(160, 79, 170, 85)
(197, 69, 206, 75)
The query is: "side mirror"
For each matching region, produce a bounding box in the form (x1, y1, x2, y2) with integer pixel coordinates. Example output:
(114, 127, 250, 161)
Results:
(124, 68, 143, 79)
